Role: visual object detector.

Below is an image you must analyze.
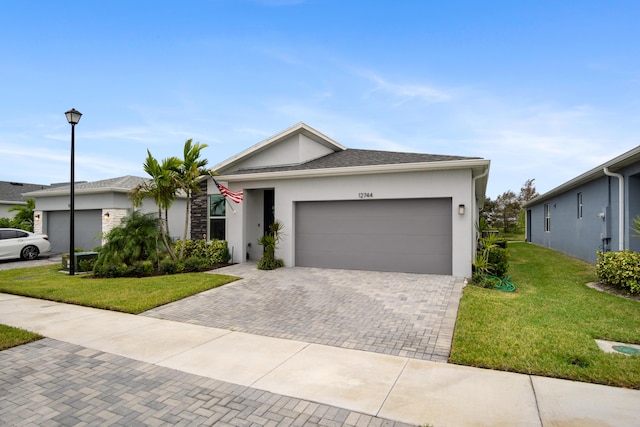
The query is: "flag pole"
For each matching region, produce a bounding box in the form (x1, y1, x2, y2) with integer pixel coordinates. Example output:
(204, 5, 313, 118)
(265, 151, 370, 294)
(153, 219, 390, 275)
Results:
(208, 171, 237, 214)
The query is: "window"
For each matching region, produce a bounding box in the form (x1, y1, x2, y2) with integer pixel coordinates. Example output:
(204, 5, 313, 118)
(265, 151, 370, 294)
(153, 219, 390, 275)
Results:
(209, 195, 226, 240)
(0, 230, 27, 239)
(577, 192, 583, 219)
(544, 203, 551, 232)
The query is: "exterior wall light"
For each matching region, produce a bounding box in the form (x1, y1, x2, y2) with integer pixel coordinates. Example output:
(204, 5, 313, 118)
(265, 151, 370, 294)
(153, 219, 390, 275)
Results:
(34, 214, 41, 221)
(458, 204, 465, 215)
(104, 212, 110, 219)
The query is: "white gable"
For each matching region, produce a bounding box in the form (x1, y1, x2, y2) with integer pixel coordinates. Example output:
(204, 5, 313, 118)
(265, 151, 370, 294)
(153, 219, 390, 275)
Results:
(213, 122, 345, 174)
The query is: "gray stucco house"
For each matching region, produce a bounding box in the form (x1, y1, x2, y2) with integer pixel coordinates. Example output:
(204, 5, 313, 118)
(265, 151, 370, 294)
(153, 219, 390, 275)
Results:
(0, 181, 50, 219)
(192, 123, 491, 277)
(25, 176, 187, 254)
(525, 145, 640, 263)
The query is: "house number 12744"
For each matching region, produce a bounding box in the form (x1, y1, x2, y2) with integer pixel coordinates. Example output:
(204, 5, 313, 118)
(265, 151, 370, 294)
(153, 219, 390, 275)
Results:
(358, 192, 374, 198)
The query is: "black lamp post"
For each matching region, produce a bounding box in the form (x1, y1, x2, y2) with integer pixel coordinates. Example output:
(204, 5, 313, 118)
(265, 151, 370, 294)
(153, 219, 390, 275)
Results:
(65, 108, 82, 275)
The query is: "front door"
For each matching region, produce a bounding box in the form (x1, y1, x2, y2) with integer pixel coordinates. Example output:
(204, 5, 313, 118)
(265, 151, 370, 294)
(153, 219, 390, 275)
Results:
(263, 189, 275, 236)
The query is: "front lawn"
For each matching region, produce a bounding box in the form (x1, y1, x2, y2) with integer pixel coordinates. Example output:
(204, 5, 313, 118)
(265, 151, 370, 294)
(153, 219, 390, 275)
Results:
(451, 242, 640, 389)
(0, 324, 42, 350)
(0, 264, 239, 314)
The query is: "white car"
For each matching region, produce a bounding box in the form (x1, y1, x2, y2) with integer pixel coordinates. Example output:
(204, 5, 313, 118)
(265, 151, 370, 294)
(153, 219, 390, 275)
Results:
(0, 228, 52, 261)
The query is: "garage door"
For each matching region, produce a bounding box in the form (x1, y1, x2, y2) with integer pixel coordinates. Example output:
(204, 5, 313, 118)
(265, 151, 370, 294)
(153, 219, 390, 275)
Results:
(47, 210, 102, 253)
(295, 198, 452, 274)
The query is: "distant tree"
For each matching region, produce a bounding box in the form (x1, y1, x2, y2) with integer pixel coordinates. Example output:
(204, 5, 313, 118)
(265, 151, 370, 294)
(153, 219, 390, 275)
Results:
(8, 199, 35, 232)
(479, 196, 497, 228)
(495, 190, 520, 233)
(518, 178, 539, 203)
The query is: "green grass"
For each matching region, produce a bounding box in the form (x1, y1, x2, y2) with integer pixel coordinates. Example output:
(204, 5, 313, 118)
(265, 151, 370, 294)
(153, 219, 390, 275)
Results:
(0, 324, 42, 350)
(0, 264, 239, 314)
(451, 242, 640, 389)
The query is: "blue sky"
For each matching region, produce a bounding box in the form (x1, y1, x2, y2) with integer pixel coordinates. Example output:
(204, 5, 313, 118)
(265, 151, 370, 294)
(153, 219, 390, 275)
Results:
(1, 0, 639, 199)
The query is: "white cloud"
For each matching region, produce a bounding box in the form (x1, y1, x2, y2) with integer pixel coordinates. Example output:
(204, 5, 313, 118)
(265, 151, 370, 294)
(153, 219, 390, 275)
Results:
(352, 69, 452, 105)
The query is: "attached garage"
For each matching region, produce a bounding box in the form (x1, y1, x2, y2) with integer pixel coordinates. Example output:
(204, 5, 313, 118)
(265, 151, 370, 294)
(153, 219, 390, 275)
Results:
(202, 122, 490, 277)
(46, 210, 102, 253)
(295, 198, 452, 274)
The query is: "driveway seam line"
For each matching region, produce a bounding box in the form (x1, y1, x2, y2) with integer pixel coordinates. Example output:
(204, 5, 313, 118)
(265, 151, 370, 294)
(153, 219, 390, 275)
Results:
(248, 340, 312, 388)
(375, 357, 411, 417)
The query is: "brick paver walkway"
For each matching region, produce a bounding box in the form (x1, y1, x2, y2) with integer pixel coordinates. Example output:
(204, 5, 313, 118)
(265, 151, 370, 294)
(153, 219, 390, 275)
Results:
(0, 339, 413, 427)
(144, 264, 464, 362)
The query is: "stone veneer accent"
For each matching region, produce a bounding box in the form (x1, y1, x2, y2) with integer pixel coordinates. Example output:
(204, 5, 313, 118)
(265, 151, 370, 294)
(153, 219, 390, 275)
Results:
(190, 180, 208, 240)
(101, 209, 128, 245)
(33, 211, 43, 234)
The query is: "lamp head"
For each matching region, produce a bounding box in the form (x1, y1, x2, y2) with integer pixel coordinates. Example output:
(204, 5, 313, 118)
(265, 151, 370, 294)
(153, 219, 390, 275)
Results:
(65, 108, 82, 125)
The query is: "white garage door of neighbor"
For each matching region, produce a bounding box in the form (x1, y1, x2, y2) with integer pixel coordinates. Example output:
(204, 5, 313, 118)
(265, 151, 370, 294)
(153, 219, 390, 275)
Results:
(295, 198, 452, 274)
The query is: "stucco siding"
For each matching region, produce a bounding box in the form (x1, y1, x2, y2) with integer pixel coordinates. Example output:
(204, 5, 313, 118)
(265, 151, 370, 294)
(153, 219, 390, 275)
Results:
(222, 168, 474, 277)
(229, 134, 334, 171)
(528, 176, 619, 263)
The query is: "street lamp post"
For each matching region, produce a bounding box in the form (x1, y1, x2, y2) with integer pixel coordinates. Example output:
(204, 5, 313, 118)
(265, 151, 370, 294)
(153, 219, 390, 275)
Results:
(65, 108, 82, 275)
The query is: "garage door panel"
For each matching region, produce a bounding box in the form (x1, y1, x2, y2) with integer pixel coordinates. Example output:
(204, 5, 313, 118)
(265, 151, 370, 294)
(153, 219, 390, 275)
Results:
(47, 210, 102, 253)
(295, 199, 452, 274)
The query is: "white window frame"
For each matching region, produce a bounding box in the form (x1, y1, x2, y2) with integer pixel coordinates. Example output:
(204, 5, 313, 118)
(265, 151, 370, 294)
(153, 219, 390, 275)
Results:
(544, 203, 551, 232)
(209, 195, 226, 240)
(577, 192, 583, 219)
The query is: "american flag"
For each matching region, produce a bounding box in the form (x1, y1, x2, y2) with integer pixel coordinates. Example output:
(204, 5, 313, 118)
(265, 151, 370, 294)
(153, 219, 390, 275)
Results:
(210, 174, 243, 203)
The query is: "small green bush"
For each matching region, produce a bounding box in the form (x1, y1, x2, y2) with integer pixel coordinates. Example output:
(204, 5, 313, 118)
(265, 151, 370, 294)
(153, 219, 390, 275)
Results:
(257, 257, 285, 270)
(183, 257, 211, 272)
(77, 258, 96, 273)
(93, 263, 128, 278)
(159, 259, 183, 275)
(257, 221, 285, 270)
(596, 250, 640, 294)
(487, 247, 509, 277)
(174, 239, 231, 264)
(126, 260, 154, 277)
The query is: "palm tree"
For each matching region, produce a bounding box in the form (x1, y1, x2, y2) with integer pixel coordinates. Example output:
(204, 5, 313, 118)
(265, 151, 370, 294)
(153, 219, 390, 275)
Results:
(9, 198, 35, 232)
(177, 139, 209, 259)
(130, 150, 182, 260)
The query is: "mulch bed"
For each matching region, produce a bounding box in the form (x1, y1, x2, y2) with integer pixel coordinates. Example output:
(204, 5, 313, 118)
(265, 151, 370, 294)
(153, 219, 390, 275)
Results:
(586, 282, 640, 302)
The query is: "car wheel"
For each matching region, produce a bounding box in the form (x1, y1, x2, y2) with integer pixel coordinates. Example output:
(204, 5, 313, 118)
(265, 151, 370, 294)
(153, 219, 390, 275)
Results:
(21, 245, 40, 260)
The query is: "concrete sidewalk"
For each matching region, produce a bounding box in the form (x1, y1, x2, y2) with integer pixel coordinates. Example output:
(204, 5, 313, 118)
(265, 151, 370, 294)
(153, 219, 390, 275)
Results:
(1, 293, 639, 426)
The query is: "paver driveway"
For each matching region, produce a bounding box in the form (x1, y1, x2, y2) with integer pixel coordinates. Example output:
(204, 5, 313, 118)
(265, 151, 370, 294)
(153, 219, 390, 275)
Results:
(144, 263, 464, 362)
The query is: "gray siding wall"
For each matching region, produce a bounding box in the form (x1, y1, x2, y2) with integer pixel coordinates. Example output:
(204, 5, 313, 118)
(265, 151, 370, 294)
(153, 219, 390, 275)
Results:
(626, 163, 640, 252)
(527, 176, 618, 263)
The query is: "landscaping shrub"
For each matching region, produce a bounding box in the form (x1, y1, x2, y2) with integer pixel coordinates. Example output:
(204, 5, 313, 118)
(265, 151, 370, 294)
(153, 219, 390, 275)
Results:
(159, 259, 183, 275)
(93, 263, 128, 278)
(77, 258, 96, 273)
(472, 233, 509, 287)
(126, 260, 154, 277)
(257, 220, 285, 270)
(596, 250, 640, 294)
(174, 239, 231, 264)
(487, 247, 509, 277)
(93, 210, 160, 277)
(183, 257, 211, 272)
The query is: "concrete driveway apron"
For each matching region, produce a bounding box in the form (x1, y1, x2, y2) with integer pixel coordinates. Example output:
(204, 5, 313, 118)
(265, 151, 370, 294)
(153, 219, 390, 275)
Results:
(143, 263, 464, 362)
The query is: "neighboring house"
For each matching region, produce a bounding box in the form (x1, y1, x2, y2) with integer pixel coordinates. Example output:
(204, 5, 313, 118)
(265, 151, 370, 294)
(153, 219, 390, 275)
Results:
(0, 181, 50, 219)
(24, 176, 188, 253)
(191, 123, 490, 277)
(524, 145, 640, 263)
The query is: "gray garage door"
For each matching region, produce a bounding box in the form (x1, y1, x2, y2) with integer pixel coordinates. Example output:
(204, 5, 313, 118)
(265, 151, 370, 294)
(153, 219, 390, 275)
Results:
(47, 210, 102, 253)
(295, 198, 452, 274)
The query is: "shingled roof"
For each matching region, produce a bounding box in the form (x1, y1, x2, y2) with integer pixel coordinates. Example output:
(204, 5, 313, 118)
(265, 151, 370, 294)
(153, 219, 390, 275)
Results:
(23, 176, 148, 197)
(227, 148, 481, 175)
(0, 181, 51, 203)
